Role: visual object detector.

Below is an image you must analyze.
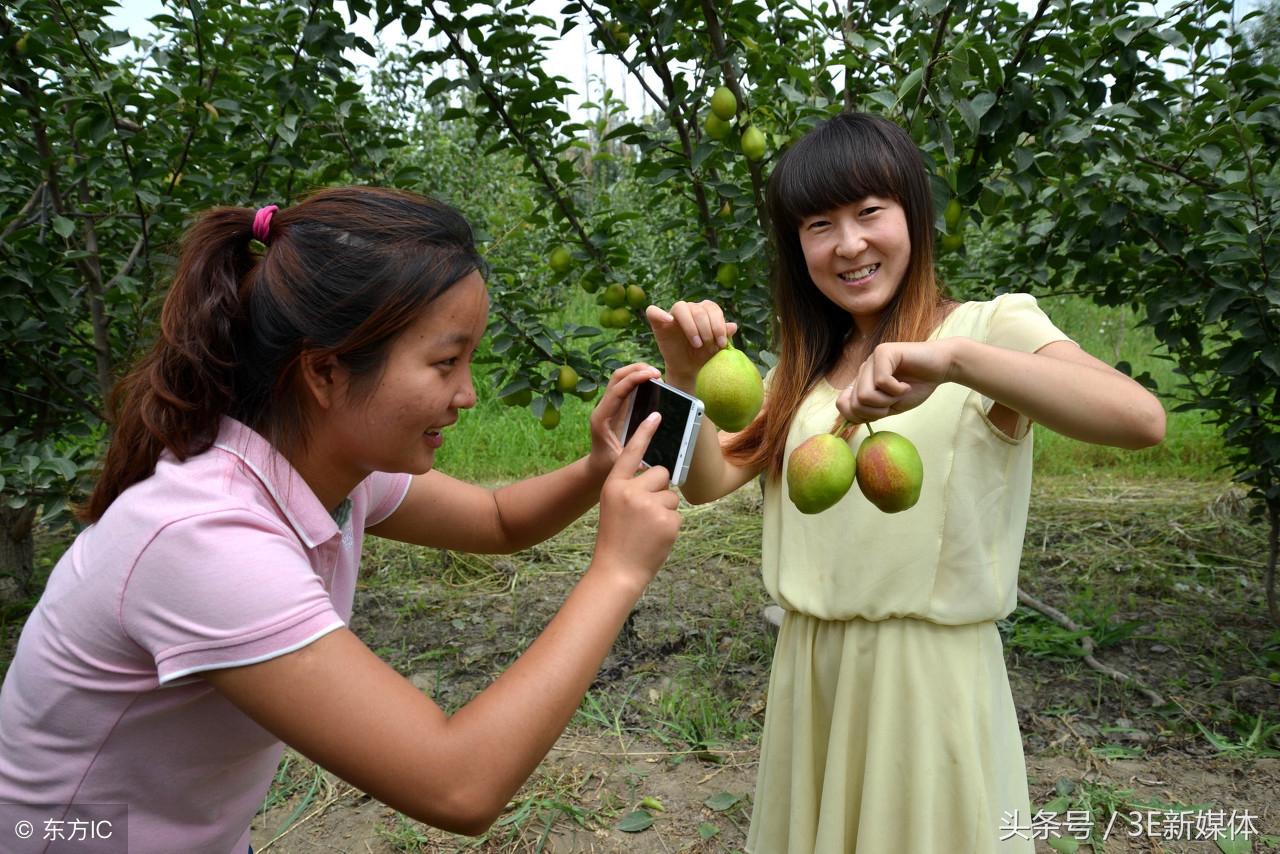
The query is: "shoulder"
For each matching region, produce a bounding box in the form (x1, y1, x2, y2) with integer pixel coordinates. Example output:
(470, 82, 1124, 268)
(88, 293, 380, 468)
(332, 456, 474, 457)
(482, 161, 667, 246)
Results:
(941, 293, 1072, 353)
(355, 471, 413, 527)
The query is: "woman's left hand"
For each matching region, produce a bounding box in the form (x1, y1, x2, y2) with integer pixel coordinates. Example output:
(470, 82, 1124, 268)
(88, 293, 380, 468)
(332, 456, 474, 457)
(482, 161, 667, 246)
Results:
(585, 362, 663, 480)
(836, 339, 954, 424)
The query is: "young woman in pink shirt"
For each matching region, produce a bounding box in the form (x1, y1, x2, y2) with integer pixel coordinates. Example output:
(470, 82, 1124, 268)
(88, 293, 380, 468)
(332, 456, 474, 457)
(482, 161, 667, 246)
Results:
(0, 187, 681, 853)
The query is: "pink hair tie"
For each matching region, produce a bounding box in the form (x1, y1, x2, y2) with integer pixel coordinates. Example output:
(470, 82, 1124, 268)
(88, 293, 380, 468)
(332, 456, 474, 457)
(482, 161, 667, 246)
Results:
(252, 205, 278, 243)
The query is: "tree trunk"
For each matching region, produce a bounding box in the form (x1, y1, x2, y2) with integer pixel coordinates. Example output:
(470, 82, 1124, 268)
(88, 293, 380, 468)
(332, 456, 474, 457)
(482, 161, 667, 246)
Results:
(0, 505, 36, 607)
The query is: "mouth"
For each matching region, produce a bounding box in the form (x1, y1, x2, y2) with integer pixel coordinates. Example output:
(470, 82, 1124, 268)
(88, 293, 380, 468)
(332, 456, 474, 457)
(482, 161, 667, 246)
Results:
(839, 264, 879, 283)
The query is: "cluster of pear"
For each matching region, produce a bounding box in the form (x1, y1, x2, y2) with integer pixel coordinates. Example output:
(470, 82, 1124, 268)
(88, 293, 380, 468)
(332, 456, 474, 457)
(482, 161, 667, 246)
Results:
(704, 86, 766, 163)
(597, 282, 647, 328)
(546, 245, 647, 329)
(499, 364, 597, 430)
(787, 423, 923, 515)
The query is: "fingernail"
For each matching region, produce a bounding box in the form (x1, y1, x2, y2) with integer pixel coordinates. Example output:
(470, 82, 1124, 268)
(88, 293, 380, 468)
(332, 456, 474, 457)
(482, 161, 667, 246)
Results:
(717, 335, 727, 348)
(692, 336, 703, 347)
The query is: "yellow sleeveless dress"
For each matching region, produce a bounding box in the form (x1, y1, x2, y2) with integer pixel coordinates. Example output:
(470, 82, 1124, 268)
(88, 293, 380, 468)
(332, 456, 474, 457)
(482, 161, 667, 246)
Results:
(745, 294, 1071, 853)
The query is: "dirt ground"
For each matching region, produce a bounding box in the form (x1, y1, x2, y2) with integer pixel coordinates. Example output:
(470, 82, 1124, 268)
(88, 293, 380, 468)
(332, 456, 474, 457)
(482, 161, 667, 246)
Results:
(241, 477, 1277, 851)
(253, 736, 1278, 853)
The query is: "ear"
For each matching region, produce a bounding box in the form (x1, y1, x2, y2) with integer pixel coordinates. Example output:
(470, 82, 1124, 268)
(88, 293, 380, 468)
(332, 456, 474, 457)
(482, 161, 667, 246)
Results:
(300, 351, 343, 410)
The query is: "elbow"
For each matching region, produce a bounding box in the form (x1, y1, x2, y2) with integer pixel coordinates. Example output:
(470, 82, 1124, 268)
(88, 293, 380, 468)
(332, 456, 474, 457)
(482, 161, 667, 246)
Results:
(1127, 403, 1167, 450)
(441, 809, 504, 839)
(679, 487, 715, 506)
(401, 786, 510, 838)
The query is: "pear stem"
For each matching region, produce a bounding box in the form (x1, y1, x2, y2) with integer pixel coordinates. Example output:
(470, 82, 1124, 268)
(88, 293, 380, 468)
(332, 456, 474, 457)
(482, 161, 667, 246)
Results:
(866, 422, 876, 436)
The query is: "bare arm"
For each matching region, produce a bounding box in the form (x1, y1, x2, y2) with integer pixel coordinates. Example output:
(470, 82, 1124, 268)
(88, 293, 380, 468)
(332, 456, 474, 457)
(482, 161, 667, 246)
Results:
(368, 362, 661, 552)
(838, 337, 1166, 449)
(205, 415, 681, 836)
(644, 302, 763, 504)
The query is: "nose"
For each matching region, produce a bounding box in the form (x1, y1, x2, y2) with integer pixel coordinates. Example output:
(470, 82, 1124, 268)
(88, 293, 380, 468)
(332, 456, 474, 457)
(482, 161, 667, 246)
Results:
(835, 221, 867, 257)
(457, 368, 478, 410)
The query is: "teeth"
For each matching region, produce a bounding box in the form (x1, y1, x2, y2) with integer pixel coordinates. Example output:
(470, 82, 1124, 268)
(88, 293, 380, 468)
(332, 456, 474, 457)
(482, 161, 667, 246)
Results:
(841, 264, 878, 280)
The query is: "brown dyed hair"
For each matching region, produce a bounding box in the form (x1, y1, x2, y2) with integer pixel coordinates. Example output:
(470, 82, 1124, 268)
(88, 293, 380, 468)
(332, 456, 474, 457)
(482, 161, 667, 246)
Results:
(82, 186, 486, 522)
(726, 112, 951, 479)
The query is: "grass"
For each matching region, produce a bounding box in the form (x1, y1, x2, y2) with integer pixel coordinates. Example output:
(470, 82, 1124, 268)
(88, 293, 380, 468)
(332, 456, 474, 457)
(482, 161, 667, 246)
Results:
(1031, 294, 1226, 481)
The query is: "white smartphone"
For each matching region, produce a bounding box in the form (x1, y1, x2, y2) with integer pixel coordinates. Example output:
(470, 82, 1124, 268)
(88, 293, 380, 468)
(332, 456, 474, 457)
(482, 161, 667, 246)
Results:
(621, 379, 705, 487)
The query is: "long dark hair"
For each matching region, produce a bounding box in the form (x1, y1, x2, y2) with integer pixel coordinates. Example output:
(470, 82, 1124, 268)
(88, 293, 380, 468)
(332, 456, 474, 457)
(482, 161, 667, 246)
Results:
(727, 112, 949, 478)
(83, 187, 486, 521)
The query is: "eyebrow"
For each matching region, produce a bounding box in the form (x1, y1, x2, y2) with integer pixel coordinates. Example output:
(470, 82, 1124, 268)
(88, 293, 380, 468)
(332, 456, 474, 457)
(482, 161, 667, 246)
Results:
(433, 329, 480, 348)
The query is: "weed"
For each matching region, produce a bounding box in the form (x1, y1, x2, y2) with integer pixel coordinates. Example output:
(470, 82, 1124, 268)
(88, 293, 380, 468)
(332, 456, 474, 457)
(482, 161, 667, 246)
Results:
(255, 750, 334, 848)
(999, 607, 1093, 661)
(1034, 777, 1138, 852)
(1194, 710, 1280, 759)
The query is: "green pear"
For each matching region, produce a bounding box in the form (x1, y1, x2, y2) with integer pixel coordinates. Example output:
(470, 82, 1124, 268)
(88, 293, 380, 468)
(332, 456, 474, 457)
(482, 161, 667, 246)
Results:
(549, 245, 573, 274)
(554, 365, 579, 394)
(787, 433, 856, 514)
(710, 86, 737, 121)
(695, 342, 763, 432)
(855, 426, 923, 513)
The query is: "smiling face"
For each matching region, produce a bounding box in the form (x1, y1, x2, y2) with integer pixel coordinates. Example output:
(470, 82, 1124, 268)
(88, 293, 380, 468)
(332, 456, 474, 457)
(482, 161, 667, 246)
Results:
(300, 271, 490, 507)
(798, 196, 911, 335)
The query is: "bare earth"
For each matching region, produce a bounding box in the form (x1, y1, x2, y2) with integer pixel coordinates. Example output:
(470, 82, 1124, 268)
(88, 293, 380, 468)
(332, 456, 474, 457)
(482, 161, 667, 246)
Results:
(244, 477, 1279, 853)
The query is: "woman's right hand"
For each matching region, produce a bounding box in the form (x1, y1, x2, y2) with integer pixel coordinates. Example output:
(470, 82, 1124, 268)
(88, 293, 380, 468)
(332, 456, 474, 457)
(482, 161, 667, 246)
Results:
(593, 411, 682, 588)
(645, 301, 738, 392)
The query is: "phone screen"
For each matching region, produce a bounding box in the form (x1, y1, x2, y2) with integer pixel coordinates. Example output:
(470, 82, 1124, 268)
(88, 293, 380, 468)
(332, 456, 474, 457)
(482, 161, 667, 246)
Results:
(624, 380, 699, 475)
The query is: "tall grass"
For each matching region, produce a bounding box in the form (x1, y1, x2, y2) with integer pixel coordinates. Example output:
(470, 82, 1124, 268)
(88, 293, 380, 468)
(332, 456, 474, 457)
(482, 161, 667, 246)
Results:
(440, 292, 1229, 484)
(1031, 295, 1227, 481)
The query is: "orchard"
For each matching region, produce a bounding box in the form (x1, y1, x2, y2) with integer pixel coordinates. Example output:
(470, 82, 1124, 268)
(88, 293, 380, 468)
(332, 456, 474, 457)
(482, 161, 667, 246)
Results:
(1, 0, 1278, 628)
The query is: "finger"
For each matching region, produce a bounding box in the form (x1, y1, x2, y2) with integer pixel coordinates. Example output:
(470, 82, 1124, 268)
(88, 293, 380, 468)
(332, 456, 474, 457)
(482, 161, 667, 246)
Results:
(695, 300, 736, 349)
(612, 411, 661, 478)
(631, 462, 676, 492)
(669, 302, 712, 350)
(594, 364, 661, 440)
(645, 304, 675, 327)
(868, 349, 912, 395)
(603, 362, 660, 396)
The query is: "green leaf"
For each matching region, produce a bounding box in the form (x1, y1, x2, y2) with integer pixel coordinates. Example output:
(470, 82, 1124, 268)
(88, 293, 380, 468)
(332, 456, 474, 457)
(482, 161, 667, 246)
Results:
(1047, 837, 1080, 853)
(617, 810, 654, 832)
(897, 67, 924, 105)
(52, 216, 76, 239)
(1204, 79, 1232, 102)
(1215, 829, 1250, 854)
(697, 823, 720, 839)
(1246, 94, 1279, 117)
(704, 792, 740, 811)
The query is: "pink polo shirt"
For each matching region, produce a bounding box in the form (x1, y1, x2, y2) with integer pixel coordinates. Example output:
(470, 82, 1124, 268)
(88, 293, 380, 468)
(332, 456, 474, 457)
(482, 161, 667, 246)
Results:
(0, 418, 411, 854)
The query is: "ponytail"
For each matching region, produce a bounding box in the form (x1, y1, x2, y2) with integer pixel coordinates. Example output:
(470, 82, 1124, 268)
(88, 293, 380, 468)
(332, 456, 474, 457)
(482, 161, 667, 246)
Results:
(81, 209, 257, 521)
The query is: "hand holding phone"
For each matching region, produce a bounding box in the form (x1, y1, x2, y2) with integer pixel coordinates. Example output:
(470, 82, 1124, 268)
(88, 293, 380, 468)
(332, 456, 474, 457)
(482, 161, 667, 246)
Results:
(620, 379, 705, 486)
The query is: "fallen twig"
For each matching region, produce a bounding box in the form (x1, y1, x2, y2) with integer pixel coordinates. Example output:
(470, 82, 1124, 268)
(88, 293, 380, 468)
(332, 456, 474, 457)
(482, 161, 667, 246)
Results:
(1015, 587, 1166, 707)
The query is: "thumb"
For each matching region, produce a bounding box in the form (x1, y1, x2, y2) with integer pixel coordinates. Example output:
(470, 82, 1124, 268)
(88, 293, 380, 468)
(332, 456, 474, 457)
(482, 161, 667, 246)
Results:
(612, 411, 662, 479)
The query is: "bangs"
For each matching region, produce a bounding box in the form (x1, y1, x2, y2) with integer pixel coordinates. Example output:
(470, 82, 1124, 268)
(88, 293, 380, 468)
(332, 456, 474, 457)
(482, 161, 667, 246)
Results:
(767, 114, 914, 232)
